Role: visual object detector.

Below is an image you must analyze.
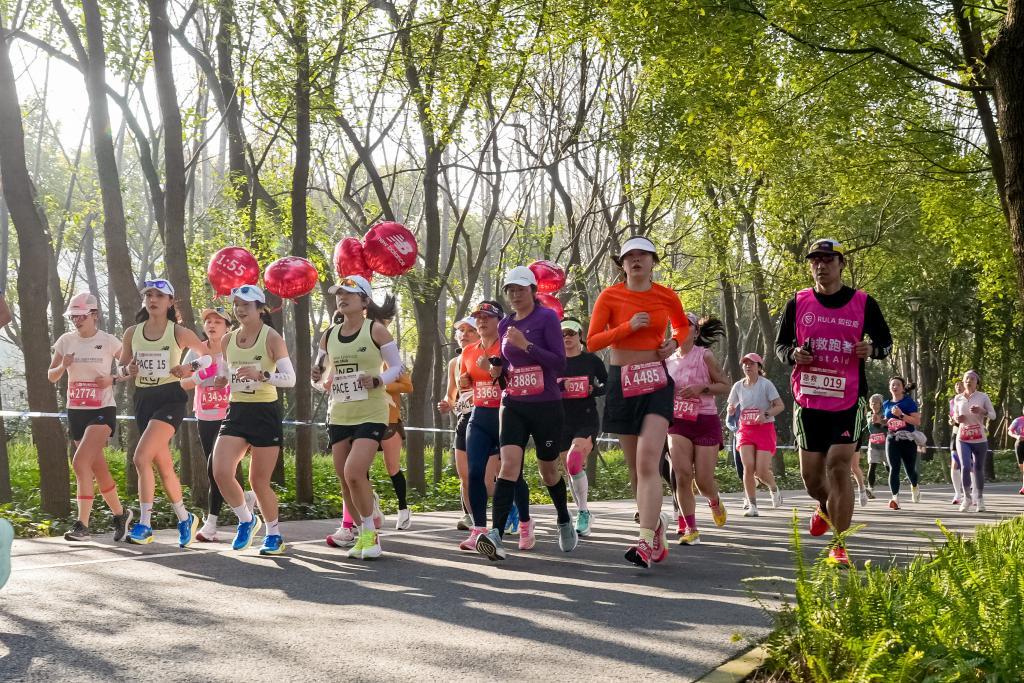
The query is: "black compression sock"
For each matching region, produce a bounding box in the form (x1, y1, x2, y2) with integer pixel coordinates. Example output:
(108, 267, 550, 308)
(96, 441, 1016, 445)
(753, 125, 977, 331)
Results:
(547, 477, 571, 525)
(390, 471, 408, 510)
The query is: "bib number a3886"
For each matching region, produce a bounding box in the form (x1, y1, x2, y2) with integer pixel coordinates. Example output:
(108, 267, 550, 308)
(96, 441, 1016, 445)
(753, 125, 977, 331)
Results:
(506, 365, 544, 397)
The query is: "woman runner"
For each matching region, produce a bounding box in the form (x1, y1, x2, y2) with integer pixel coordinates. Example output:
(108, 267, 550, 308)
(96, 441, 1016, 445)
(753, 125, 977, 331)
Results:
(954, 370, 996, 513)
(313, 276, 404, 559)
(726, 352, 782, 518)
(587, 237, 689, 568)
(883, 376, 921, 510)
(558, 317, 607, 536)
(121, 279, 210, 547)
(210, 285, 294, 555)
(864, 394, 886, 500)
(948, 381, 966, 504)
(1009, 408, 1024, 495)
(49, 292, 132, 542)
(666, 314, 730, 544)
(476, 267, 575, 561)
(181, 306, 256, 542)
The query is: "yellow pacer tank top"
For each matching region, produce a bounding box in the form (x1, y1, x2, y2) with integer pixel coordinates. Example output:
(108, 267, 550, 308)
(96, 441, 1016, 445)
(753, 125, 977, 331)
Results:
(225, 325, 278, 403)
(132, 320, 183, 388)
(326, 319, 390, 426)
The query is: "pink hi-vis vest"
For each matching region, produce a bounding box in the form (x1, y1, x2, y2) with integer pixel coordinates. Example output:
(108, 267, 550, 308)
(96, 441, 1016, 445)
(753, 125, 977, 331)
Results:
(791, 288, 867, 411)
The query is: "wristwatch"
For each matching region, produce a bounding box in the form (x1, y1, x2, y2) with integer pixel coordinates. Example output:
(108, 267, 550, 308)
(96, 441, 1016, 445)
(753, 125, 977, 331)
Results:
(262, 371, 271, 381)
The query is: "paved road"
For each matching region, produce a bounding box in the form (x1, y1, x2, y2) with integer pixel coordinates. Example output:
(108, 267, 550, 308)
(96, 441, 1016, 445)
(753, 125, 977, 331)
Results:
(2, 483, 1020, 682)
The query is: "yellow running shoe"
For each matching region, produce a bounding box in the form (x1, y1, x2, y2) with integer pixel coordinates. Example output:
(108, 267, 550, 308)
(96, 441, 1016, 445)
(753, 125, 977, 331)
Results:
(347, 530, 369, 559)
(710, 498, 727, 527)
(678, 528, 701, 545)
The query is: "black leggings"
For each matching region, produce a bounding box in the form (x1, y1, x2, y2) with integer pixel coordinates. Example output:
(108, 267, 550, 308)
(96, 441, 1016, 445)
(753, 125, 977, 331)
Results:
(201, 418, 246, 518)
(886, 437, 919, 495)
(867, 462, 882, 488)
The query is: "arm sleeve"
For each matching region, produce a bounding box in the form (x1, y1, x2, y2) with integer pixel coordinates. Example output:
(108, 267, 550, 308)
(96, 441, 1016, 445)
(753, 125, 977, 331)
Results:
(666, 290, 690, 349)
(586, 291, 632, 352)
(266, 357, 296, 388)
(864, 296, 893, 360)
(378, 342, 405, 384)
(590, 355, 608, 397)
(387, 370, 413, 395)
(774, 298, 798, 365)
(527, 314, 566, 374)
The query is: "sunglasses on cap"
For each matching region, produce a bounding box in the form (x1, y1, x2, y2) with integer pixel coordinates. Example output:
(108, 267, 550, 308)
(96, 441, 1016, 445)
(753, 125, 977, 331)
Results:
(143, 279, 173, 293)
(231, 285, 259, 296)
(472, 303, 503, 318)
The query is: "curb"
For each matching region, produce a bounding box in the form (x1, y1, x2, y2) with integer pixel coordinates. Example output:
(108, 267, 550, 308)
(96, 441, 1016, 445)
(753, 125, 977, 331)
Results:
(695, 645, 766, 683)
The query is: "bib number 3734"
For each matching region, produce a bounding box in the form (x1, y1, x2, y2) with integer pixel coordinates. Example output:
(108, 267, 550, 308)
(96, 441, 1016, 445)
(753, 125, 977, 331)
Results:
(507, 365, 544, 397)
(621, 362, 667, 398)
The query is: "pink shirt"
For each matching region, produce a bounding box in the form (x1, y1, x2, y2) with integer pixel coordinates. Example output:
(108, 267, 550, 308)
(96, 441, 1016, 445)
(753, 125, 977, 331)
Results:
(666, 347, 716, 415)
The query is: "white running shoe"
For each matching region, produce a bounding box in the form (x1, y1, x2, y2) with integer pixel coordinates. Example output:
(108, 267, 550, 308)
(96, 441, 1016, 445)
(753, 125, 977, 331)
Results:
(859, 488, 869, 508)
(911, 486, 921, 504)
(770, 489, 782, 509)
(326, 525, 357, 548)
(395, 508, 412, 530)
(975, 497, 986, 513)
(744, 505, 759, 518)
(196, 517, 219, 542)
(742, 498, 750, 511)
(958, 498, 971, 512)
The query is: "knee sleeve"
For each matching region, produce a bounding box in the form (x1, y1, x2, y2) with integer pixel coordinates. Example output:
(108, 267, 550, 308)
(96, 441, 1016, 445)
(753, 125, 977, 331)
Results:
(566, 447, 585, 477)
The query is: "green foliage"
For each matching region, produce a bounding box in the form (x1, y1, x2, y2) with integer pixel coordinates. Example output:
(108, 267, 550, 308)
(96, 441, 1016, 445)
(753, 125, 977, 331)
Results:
(764, 514, 1024, 681)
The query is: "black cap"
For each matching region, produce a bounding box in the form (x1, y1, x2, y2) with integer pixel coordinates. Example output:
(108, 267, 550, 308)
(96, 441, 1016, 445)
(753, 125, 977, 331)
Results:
(805, 239, 844, 259)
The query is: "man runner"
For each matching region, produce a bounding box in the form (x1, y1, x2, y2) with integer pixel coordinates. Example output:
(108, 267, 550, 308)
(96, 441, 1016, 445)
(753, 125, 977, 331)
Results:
(775, 239, 892, 566)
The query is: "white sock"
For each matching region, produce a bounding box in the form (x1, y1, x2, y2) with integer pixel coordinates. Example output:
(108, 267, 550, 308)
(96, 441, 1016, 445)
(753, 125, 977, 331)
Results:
(232, 503, 254, 524)
(202, 515, 218, 531)
(140, 502, 153, 527)
(362, 516, 375, 532)
(171, 500, 189, 522)
(265, 519, 280, 536)
(951, 468, 964, 497)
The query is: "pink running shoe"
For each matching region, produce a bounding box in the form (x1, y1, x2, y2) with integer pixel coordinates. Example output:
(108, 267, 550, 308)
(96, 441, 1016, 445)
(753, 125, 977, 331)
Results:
(518, 518, 536, 550)
(459, 527, 486, 551)
(625, 538, 653, 568)
(651, 513, 669, 563)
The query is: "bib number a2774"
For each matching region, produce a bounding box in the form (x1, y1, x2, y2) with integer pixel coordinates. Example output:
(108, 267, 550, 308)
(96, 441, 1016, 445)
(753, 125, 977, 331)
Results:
(621, 362, 668, 398)
(68, 381, 102, 408)
(506, 365, 544, 397)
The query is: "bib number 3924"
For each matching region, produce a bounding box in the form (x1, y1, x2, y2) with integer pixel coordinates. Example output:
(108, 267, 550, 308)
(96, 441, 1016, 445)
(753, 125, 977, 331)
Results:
(621, 362, 667, 398)
(560, 376, 589, 399)
(68, 381, 101, 408)
(507, 365, 544, 397)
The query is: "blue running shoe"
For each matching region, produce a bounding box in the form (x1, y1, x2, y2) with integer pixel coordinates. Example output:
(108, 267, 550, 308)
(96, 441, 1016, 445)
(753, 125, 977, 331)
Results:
(127, 523, 153, 545)
(505, 504, 520, 534)
(232, 515, 263, 551)
(259, 534, 285, 556)
(178, 512, 200, 548)
(0, 518, 13, 590)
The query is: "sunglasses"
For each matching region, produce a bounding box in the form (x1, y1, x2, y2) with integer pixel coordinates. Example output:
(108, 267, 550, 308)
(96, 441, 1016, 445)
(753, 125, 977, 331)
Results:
(562, 330, 578, 337)
(69, 313, 93, 321)
(808, 254, 838, 264)
(143, 279, 172, 293)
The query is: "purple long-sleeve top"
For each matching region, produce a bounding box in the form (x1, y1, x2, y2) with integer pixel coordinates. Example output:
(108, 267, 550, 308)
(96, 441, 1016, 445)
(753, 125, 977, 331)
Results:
(498, 303, 566, 403)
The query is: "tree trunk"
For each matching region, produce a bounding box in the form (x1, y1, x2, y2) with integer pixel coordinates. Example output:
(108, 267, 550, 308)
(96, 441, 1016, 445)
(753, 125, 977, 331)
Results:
(718, 268, 742, 383)
(147, 0, 195, 329)
(291, 2, 314, 504)
(0, 391, 10, 503)
(0, 23, 70, 516)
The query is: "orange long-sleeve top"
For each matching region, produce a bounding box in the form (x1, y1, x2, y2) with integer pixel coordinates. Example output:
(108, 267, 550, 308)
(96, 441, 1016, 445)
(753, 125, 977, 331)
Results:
(587, 281, 689, 353)
(385, 368, 413, 423)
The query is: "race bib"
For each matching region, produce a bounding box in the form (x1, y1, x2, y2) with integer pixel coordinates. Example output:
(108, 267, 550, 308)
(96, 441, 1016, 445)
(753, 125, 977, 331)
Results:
(68, 381, 102, 408)
(507, 365, 544, 397)
(199, 386, 230, 412)
(473, 380, 501, 408)
(799, 370, 846, 398)
(231, 364, 259, 394)
(869, 432, 886, 445)
(959, 423, 983, 441)
(887, 418, 906, 432)
(136, 350, 170, 380)
(740, 408, 762, 426)
(673, 392, 699, 422)
(621, 362, 668, 398)
(331, 372, 368, 403)
(560, 376, 589, 399)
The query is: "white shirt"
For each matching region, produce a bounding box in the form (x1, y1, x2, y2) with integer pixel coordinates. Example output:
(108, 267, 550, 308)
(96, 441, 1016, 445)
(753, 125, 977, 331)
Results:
(727, 376, 781, 423)
(52, 330, 122, 408)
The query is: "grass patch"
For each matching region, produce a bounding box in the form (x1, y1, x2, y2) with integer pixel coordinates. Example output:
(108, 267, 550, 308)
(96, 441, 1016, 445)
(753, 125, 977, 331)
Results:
(761, 513, 1024, 681)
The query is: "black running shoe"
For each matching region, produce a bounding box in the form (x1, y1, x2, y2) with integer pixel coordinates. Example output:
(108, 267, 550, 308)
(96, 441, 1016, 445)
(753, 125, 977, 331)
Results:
(112, 508, 134, 542)
(64, 520, 90, 542)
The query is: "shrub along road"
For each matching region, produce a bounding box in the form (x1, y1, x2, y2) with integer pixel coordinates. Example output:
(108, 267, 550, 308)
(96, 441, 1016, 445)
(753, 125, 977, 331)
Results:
(1, 483, 1019, 682)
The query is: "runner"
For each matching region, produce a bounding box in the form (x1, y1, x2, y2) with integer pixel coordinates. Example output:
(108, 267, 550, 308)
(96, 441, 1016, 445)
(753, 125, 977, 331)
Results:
(476, 266, 575, 561)
(558, 316, 607, 536)
(775, 239, 892, 566)
(48, 292, 132, 542)
(121, 279, 211, 547)
(953, 370, 996, 513)
(209, 286, 293, 555)
(587, 237, 690, 568)
(313, 276, 404, 559)
(1008, 408, 1024, 495)
(726, 352, 783, 518)
(181, 306, 256, 542)
(438, 317, 483, 531)
(379, 321, 413, 531)
(666, 314, 730, 542)
(883, 376, 921, 510)
(864, 394, 886, 500)
(948, 380, 966, 504)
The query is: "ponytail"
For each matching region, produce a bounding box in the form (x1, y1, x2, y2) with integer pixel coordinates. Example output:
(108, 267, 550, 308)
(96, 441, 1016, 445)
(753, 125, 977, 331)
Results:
(694, 317, 725, 348)
(259, 307, 275, 330)
(366, 294, 397, 323)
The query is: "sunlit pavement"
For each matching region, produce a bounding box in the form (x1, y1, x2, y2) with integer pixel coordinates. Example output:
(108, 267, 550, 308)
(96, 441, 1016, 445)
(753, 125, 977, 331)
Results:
(2, 483, 1019, 682)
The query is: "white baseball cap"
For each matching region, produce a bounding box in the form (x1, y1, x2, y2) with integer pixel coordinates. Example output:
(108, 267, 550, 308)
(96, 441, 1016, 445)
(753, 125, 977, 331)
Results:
(454, 316, 477, 331)
(619, 236, 658, 259)
(230, 284, 266, 304)
(65, 292, 99, 316)
(140, 278, 175, 296)
(328, 275, 372, 297)
(502, 265, 537, 289)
